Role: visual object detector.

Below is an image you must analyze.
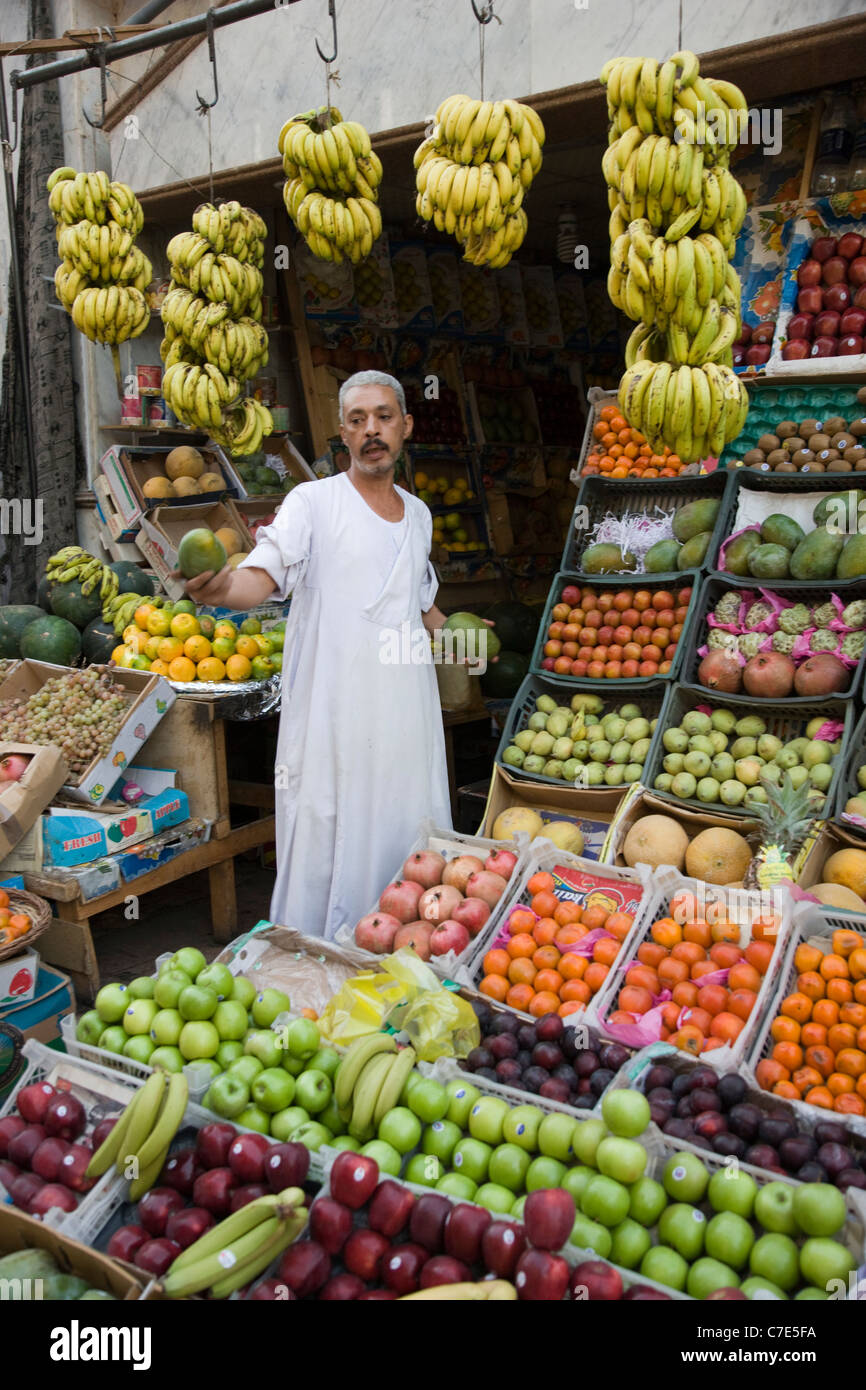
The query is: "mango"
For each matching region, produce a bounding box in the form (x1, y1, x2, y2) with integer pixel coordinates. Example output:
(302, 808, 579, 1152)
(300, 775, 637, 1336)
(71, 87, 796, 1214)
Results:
(836, 533, 866, 579)
(582, 543, 636, 574)
(789, 527, 845, 581)
(748, 543, 791, 579)
(677, 531, 712, 569)
(672, 498, 720, 543)
(644, 538, 681, 573)
(724, 529, 762, 575)
(760, 514, 805, 551)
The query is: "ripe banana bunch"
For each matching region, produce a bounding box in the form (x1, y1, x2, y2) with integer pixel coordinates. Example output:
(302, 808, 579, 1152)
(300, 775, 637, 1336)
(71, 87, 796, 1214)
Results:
(333, 1033, 417, 1141)
(400, 1280, 518, 1301)
(279, 105, 383, 265)
(85, 1072, 189, 1200)
(71, 285, 150, 345)
(209, 397, 274, 458)
(105, 590, 168, 634)
(162, 1186, 307, 1299)
(47, 167, 145, 233)
(618, 357, 749, 462)
(413, 94, 544, 267)
(45, 547, 119, 603)
(189, 202, 266, 267)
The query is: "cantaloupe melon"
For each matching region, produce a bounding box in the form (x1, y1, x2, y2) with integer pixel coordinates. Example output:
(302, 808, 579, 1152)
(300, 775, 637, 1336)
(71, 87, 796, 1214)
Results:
(143, 476, 175, 499)
(823, 848, 866, 900)
(622, 814, 688, 871)
(165, 446, 205, 480)
(810, 882, 865, 910)
(492, 806, 544, 843)
(226, 553, 246, 569)
(172, 477, 201, 497)
(685, 827, 753, 886)
(215, 526, 243, 557)
(198, 472, 224, 492)
(539, 821, 584, 855)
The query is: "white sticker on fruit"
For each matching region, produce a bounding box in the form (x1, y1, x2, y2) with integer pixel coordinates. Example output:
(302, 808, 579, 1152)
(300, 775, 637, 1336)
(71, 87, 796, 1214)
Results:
(516, 1124, 525, 1135)
(432, 1122, 443, 1132)
(455, 1088, 466, 1099)
(218, 1250, 237, 1269)
(672, 1166, 686, 1181)
(389, 1256, 401, 1270)
(693, 1210, 705, 1223)
(62, 1154, 74, 1166)
(471, 1104, 481, 1115)
(503, 1228, 515, 1245)
(454, 1152, 463, 1168)
(353, 1166, 365, 1182)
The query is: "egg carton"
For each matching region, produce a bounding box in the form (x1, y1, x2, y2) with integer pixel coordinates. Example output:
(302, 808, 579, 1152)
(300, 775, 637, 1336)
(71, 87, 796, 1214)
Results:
(720, 379, 866, 472)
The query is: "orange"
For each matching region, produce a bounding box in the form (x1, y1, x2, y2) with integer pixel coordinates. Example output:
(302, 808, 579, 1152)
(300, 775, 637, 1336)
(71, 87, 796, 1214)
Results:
(805, 1044, 835, 1078)
(756, 1058, 790, 1090)
(697, 984, 728, 1016)
(149, 658, 171, 676)
(857, 1073, 866, 1101)
(555, 926, 587, 947)
(849, 948, 866, 981)
(637, 942, 667, 968)
(143, 636, 162, 661)
(532, 919, 558, 946)
(711, 921, 740, 944)
(593, 937, 620, 967)
(534, 968, 564, 996)
(728, 989, 758, 1023)
(661, 1002, 682, 1032)
(531, 891, 559, 919)
(584, 962, 609, 993)
(213, 620, 238, 642)
(772, 1041, 804, 1072)
(532, 945, 562, 971)
(651, 918, 682, 948)
(508, 907, 536, 935)
(301, 1007, 318, 1021)
(610, 1010, 639, 1027)
(774, 1081, 802, 1100)
(813, 999, 839, 1028)
(797, 971, 825, 1002)
(225, 654, 252, 682)
(167, 656, 196, 682)
(709, 942, 742, 969)
(157, 636, 185, 663)
(169, 613, 201, 641)
(801, 1022, 828, 1048)
(507, 933, 536, 960)
(691, 960, 721, 981)
(529, 991, 561, 1018)
(795, 942, 824, 974)
(833, 928, 863, 959)
(559, 1001, 583, 1018)
(479, 975, 509, 1002)
(793, 1066, 825, 1093)
(561, 979, 592, 1005)
(233, 635, 258, 660)
(672, 942, 706, 967)
(196, 657, 226, 682)
(780, 992, 812, 1023)
(559, 954, 587, 982)
(710, 1012, 744, 1042)
(581, 906, 610, 931)
(828, 1072, 856, 1096)
(820, 953, 850, 981)
(527, 871, 555, 896)
(834, 1093, 866, 1115)
(625, 965, 660, 994)
(804, 1086, 834, 1110)
(483, 949, 509, 977)
(145, 610, 171, 638)
(671, 1025, 704, 1056)
(840, 1002, 866, 1029)
(827, 978, 854, 1005)
(681, 1007, 713, 1037)
(728, 962, 761, 994)
(505, 983, 536, 1012)
(553, 901, 582, 928)
(620, 985, 654, 1015)
(827, 1023, 857, 1054)
(184, 634, 212, 662)
(858, 981, 866, 1005)
(672, 981, 700, 1009)
(658, 957, 690, 987)
(684, 920, 712, 948)
(134, 603, 157, 628)
(745, 940, 774, 975)
(771, 1015, 801, 1044)
(212, 637, 236, 662)
(605, 913, 634, 942)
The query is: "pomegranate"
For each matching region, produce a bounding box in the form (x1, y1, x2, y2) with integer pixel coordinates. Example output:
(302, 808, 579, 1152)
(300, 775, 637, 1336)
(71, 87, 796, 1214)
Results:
(451, 897, 491, 937)
(401, 850, 446, 888)
(698, 650, 743, 693)
(392, 921, 433, 959)
(441, 855, 485, 893)
(418, 884, 463, 924)
(484, 849, 517, 879)
(378, 880, 425, 923)
(429, 920, 471, 957)
(464, 870, 508, 908)
(742, 652, 795, 698)
(794, 653, 850, 697)
(354, 912, 402, 953)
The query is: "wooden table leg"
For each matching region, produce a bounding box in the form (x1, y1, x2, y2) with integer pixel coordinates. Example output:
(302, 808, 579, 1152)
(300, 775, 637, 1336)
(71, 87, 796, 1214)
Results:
(38, 916, 100, 1003)
(209, 857, 238, 944)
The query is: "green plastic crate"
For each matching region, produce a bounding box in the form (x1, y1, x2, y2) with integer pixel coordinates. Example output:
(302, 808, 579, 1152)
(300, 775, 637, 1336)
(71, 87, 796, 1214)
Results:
(721, 380, 866, 471)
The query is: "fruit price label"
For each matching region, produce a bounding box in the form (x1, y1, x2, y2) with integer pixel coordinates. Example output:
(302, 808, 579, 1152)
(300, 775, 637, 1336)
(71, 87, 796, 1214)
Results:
(549, 865, 643, 918)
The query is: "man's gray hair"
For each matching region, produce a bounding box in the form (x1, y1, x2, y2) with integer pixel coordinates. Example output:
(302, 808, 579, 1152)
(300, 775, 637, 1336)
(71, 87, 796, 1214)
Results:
(338, 370, 406, 422)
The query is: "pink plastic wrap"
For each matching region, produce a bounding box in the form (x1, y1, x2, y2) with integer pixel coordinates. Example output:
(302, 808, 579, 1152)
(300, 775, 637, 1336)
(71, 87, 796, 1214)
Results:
(558, 928, 617, 960)
(718, 525, 761, 571)
(602, 1001, 668, 1048)
(792, 628, 859, 669)
(811, 719, 846, 741)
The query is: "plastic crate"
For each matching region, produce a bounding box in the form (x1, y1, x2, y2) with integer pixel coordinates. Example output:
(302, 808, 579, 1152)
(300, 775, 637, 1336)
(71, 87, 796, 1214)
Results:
(712, 470, 866, 585)
(562, 470, 730, 575)
(642, 681, 853, 819)
(590, 866, 795, 1072)
(719, 378, 866, 472)
(834, 702, 866, 834)
(568, 386, 710, 488)
(529, 570, 701, 690)
(495, 671, 671, 792)
(679, 573, 866, 707)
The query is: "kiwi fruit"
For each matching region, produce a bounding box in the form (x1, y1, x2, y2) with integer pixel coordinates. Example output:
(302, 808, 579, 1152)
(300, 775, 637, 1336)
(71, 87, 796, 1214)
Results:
(832, 433, 855, 451)
(726, 458, 744, 470)
(808, 433, 831, 451)
(757, 433, 781, 452)
(792, 449, 815, 468)
(816, 449, 840, 464)
(832, 460, 853, 472)
(799, 418, 822, 437)
(849, 416, 866, 437)
(773, 461, 797, 473)
(823, 416, 848, 435)
(749, 459, 772, 471)
(858, 386, 866, 404)
(776, 421, 799, 439)
(857, 458, 866, 471)
(743, 448, 767, 465)
(766, 449, 788, 467)
(801, 460, 826, 472)
(783, 436, 806, 453)
(844, 445, 866, 464)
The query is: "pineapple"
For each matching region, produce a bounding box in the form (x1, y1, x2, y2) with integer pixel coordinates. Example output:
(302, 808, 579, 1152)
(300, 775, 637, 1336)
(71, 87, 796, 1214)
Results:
(743, 772, 817, 891)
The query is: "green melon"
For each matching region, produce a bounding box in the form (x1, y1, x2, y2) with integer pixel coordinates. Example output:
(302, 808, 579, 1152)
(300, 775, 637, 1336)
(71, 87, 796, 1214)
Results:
(177, 528, 227, 579)
(20, 615, 81, 666)
(443, 611, 501, 660)
(82, 616, 119, 665)
(109, 561, 155, 597)
(484, 602, 538, 654)
(0, 605, 47, 659)
(481, 651, 528, 698)
(49, 577, 103, 629)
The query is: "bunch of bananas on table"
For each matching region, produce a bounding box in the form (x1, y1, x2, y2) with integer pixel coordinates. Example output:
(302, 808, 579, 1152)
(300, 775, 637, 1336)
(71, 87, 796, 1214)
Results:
(104, 589, 169, 636)
(162, 1186, 307, 1299)
(47, 167, 151, 345)
(86, 1072, 188, 1200)
(46, 546, 119, 605)
(159, 201, 273, 455)
(413, 95, 544, 267)
(279, 105, 383, 264)
(333, 1033, 417, 1140)
(600, 51, 750, 460)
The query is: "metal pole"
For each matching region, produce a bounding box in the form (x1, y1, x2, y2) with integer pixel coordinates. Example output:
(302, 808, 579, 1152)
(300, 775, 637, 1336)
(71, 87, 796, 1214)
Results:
(11, 0, 300, 91)
(0, 58, 39, 502)
(126, 0, 181, 24)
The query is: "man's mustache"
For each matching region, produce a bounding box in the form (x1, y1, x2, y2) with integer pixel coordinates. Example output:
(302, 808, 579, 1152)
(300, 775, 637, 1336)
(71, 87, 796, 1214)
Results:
(362, 439, 388, 453)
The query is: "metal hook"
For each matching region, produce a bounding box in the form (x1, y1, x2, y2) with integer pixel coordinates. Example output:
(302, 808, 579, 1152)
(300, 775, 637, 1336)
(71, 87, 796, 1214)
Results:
(196, 9, 220, 113)
(471, 0, 501, 24)
(82, 33, 111, 129)
(315, 0, 338, 63)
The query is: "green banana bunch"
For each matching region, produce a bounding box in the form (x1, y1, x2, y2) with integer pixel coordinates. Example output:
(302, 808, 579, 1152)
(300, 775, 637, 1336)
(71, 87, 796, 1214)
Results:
(209, 398, 274, 458)
(104, 589, 166, 632)
(45, 548, 119, 603)
(279, 106, 384, 264)
(330, 1032, 418, 1137)
(161, 1186, 307, 1299)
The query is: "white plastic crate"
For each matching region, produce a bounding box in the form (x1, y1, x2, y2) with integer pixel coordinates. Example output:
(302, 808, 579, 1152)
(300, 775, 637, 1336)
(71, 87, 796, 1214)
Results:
(590, 867, 795, 1072)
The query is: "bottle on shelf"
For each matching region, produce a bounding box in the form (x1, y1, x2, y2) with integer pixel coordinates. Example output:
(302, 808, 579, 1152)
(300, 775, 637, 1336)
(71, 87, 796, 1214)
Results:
(849, 91, 866, 191)
(810, 88, 856, 197)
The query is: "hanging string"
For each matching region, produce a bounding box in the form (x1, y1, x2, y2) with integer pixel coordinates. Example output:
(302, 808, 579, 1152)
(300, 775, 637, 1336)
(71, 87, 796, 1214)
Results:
(207, 105, 214, 204)
(472, 2, 501, 100)
(678, 0, 683, 50)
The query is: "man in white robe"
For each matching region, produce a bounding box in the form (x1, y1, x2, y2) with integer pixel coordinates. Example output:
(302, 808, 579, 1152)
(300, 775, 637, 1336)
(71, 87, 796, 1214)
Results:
(184, 371, 453, 940)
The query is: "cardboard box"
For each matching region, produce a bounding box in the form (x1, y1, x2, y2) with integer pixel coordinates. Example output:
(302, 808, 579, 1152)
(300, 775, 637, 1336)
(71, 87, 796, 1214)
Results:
(0, 1205, 144, 1300)
(600, 784, 760, 867)
(479, 764, 626, 860)
(116, 816, 211, 883)
(137, 500, 254, 598)
(0, 947, 39, 1006)
(29, 788, 189, 869)
(99, 443, 241, 527)
(0, 662, 175, 808)
(0, 743, 68, 858)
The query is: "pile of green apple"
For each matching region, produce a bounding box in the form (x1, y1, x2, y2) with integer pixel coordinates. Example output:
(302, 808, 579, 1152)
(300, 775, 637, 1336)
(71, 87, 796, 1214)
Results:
(502, 692, 657, 787)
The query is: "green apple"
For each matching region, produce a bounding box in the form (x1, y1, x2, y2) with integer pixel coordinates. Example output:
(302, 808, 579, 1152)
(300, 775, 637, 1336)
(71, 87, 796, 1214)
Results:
(629, 1176, 667, 1227)
(526, 1155, 566, 1191)
(740, 1275, 786, 1300)
(127, 976, 155, 1000)
(475, 1183, 516, 1214)
(754, 1181, 798, 1236)
(251, 1067, 296, 1113)
(270, 1105, 310, 1140)
(401, 1070, 424, 1103)
(537, 1113, 577, 1163)
(798, 1236, 855, 1289)
(601, 1088, 651, 1138)
(581, 1174, 630, 1227)
(153, 969, 192, 1010)
(328, 1135, 362, 1153)
(195, 962, 234, 998)
(179, 1020, 219, 1060)
(235, 1105, 269, 1134)
(795, 1286, 830, 1301)
(281, 1052, 306, 1076)
(213, 1000, 248, 1041)
(436, 1172, 478, 1201)
(570, 1213, 612, 1259)
(488, 1142, 531, 1192)
(422, 1119, 462, 1165)
(150, 1009, 183, 1047)
(659, 1203, 707, 1261)
(445, 1079, 479, 1128)
(452, 1136, 492, 1185)
(404, 1153, 442, 1187)
(361, 1140, 402, 1176)
(122, 1035, 155, 1064)
(291, 1120, 334, 1149)
(319, 1098, 346, 1137)
(749, 1232, 800, 1291)
(284, 1017, 320, 1059)
(194, 1059, 222, 1082)
(294, 1069, 332, 1115)
(171, 947, 207, 978)
(510, 1195, 527, 1220)
(121, 998, 158, 1036)
(206, 1072, 250, 1118)
(570, 1118, 606, 1167)
(408, 1078, 449, 1124)
(178, 984, 218, 1021)
(244, 1029, 282, 1069)
(662, 1152, 708, 1204)
(468, 1096, 509, 1146)
(216, 1040, 244, 1069)
(227, 1055, 264, 1086)
(252, 988, 292, 1028)
(640, 1245, 688, 1292)
(502, 1103, 544, 1152)
(231, 975, 256, 1009)
(95, 983, 130, 1024)
(687, 1257, 741, 1299)
(705, 1211, 755, 1269)
(308, 1047, 341, 1080)
(98, 1026, 127, 1054)
(596, 1136, 646, 1185)
(75, 1010, 104, 1045)
(792, 1183, 847, 1238)
(561, 1165, 596, 1206)
(707, 1168, 758, 1218)
(610, 1218, 652, 1270)
(149, 1045, 184, 1073)
(378, 1106, 422, 1154)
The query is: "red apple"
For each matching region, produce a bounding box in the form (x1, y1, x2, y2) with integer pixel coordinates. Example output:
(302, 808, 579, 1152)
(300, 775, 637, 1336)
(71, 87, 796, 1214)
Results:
(429, 919, 471, 956)
(824, 283, 851, 312)
(227, 1132, 271, 1184)
(814, 309, 841, 337)
(842, 308, 866, 335)
(524, 1189, 576, 1250)
(786, 312, 814, 340)
(782, 340, 810, 360)
(855, 284, 866, 308)
(263, 1141, 309, 1192)
(838, 232, 863, 260)
(342, 1227, 390, 1281)
(451, 898, 491, 938)
(571, 1259, 624, 1300)
(138, 1186, 186, 1236)
(134, 1238, 182, 1278)
(229, 1183, 269, 1211)
(811, 236, 837, 261)
(419, 1255, 471, 1288)
(319, 1273, 366, 1300)
(745, 343, 771, 365)
(484, 849, 517, 880)
(8, 1172, 44, 1212)
(192, 1167, 237, 1215)
(57, 1144, 95, 1193)
(367, 1179, 416, 1238)
(409, 1193, 452, 1252)
(481, 1220, 526, 1277)
(310, 1196, 355, 1254)
(0, 1116, 26, 1157)
(16, 1082, 56, 1125)
(445, 1203, 492, 1263)
(246, 1279, 296, 1300)
(90, 1117, 117, 1152)
(623, 1284, 673, 1299)
(195, 1122, 238, 1169)
(378, 879, 425, 923)
(8, 1124, 47, 1168)
(0, 1159, 20, 1189)
(30, 1138, 69, 1183)
(811, 336, 839, 357)
(164, 1207, 214, 1248)
(515, 1248, 570, 1300)
(751, 320, 776, 345)
(330, 1150, 379, 1209)
(732, 345, 746, 367)
(839, 335, 864, 355)
(278, 1240, 331, 1296)
(850, 258, 866, 288)
(381, 1242, 428, 1295)
(797, 258, 823, 287)
(30, 1183, 78, 1217)
(707, 1286, 749, 1300)
(160, 1147, 199, 1196)
(798, 286, 823, 314)
(738, 323, 753, 344)
(43, 1094, 85, 1142)
(822, 256, 849, 285)
(107, 1224, 149, 1262)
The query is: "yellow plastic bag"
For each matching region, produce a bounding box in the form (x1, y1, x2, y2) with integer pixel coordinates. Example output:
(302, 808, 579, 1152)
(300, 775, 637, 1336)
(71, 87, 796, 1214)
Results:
(316, 968, 407, 1045)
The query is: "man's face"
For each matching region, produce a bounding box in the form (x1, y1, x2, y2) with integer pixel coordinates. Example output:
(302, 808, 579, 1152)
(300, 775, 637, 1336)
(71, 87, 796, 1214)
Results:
(340, 384, 412, 476)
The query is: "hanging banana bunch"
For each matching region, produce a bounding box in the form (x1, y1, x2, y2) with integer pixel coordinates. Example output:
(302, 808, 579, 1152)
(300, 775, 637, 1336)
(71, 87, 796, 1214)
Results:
(600, 51, 749, 461)
(159, 201, 273, 456)
(412, 95, 544, 268)
(47, 167, 152, 395)
(279, 104, 383, 265)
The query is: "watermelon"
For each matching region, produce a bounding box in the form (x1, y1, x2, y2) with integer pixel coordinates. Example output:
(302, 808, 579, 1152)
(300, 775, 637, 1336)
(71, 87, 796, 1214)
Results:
(20, 615, 81, 666)
(0, 605, 47, 659)
(49, 577, 103, 629)
(480, 651, 529, 699)
(484, 602, 539, 654)
(109, 561, 155, 597)
(82, 616, 119, 665)
(37, 574, 54, 610)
